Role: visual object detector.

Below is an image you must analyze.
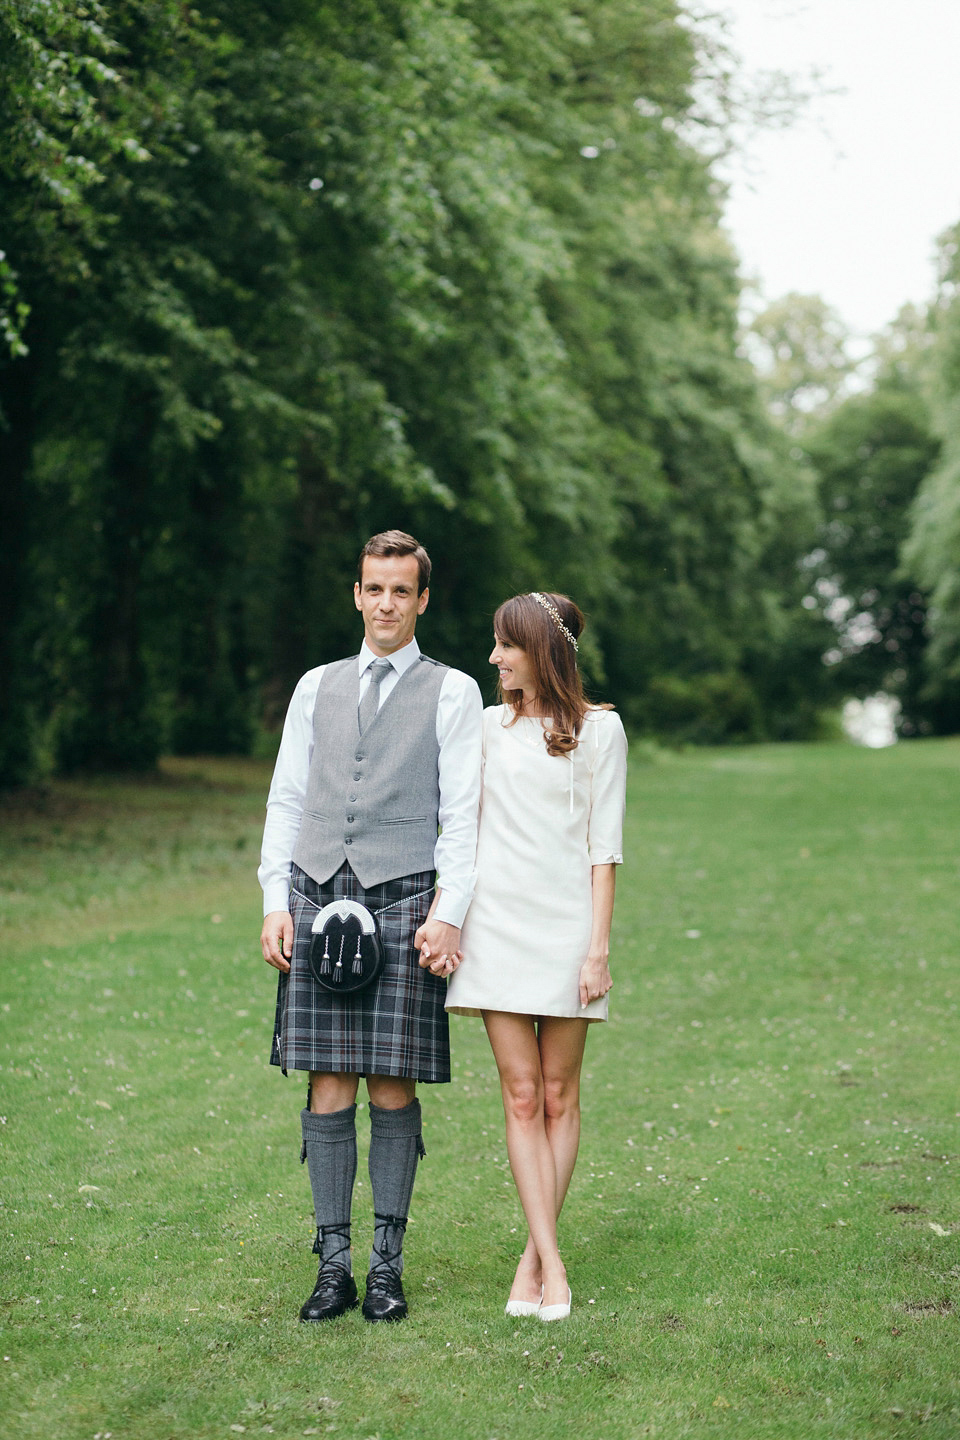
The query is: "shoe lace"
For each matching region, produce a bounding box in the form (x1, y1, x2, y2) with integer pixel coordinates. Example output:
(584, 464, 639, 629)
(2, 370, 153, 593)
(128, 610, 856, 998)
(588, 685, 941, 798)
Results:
(312, 1222, 352, 1274)
(368, 1212, 407, 1286)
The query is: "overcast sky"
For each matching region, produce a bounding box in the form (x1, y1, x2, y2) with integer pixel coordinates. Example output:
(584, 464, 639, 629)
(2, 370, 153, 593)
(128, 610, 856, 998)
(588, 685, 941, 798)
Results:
(715, 0, 960, 339)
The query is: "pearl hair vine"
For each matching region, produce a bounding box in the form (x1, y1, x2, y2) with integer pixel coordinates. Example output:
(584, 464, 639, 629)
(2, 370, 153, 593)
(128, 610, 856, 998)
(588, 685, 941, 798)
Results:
(530, 592, 579, 651)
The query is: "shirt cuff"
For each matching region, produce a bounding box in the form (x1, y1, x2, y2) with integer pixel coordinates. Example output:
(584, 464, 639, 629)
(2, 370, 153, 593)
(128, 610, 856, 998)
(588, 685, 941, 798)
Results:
(263, 879, 293, 916)
(433, 889, 469, 929)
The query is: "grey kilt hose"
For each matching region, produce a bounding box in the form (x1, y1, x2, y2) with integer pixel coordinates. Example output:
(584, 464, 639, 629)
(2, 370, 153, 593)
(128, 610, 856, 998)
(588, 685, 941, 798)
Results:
(270, 861, 450, 1083)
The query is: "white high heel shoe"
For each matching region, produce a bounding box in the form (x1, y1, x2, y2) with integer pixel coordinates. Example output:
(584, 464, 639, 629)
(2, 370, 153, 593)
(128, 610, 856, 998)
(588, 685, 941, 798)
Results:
(505, 1286, 543, 1318)
(538, 1285, 572, 1323)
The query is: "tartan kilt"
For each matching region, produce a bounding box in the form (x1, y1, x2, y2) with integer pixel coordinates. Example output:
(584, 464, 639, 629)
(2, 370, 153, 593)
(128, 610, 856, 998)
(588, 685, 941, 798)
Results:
(270, 861, 450, 1083)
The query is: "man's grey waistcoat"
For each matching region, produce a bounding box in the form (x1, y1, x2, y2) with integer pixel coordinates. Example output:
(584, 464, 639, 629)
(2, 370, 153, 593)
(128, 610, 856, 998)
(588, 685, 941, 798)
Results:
(291, 653, 449, 890)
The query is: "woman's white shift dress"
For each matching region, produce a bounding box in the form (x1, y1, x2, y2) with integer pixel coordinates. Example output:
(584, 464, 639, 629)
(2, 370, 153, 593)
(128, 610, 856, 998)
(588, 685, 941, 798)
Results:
(445, 705, 627, 1022)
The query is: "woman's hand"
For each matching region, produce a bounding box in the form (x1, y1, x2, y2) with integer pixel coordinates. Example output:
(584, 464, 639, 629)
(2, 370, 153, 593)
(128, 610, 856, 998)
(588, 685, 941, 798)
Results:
(415, 918, 463, 977)
(578, 951, 612, 1008)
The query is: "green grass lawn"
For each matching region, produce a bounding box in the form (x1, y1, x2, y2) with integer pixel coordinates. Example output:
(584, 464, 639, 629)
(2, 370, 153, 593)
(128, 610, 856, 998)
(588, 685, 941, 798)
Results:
(1, 741, 958, 1439)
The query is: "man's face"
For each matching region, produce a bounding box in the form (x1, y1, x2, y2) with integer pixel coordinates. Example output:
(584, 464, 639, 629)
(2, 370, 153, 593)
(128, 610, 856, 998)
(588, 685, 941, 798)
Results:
(354, 554, 428, 656)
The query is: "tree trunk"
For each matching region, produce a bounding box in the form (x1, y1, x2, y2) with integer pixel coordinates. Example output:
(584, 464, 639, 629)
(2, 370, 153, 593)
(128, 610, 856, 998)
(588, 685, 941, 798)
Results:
(0, 350, 41, 785)
(59, 389, 162, 771)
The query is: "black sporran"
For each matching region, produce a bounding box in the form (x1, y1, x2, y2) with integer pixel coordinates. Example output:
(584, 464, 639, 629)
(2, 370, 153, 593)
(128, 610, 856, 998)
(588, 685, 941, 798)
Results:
(308, 899, 385, 994)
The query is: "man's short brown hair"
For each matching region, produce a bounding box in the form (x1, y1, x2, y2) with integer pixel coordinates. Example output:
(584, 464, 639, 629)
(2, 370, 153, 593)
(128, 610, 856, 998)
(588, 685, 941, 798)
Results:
(357, 530, 432, 594)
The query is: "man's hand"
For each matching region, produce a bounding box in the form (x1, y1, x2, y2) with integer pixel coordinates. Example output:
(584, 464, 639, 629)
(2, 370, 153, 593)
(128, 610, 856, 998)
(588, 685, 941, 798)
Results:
(261, 911, 293, 973)
(415, 919, 462, 977)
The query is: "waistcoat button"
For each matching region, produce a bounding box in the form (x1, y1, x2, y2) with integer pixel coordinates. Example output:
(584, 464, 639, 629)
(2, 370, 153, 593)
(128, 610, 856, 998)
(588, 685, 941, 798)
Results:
(346, 815, 354, 823)
(345, 837, 353, 845)
(353, 773, 362, 781)
(355, 754, 363, 762)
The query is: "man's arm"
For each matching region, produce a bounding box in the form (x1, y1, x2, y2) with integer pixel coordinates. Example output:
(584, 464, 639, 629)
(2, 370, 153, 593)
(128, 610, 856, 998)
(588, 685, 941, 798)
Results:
(261, 910, 294, 973)
(415, 670, 483, 975)
(257, 667, 323, 973)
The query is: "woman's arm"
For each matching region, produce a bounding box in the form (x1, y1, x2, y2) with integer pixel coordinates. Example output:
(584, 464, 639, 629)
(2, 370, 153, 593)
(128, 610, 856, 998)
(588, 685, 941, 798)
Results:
(578, 862, 616, 1007)
(415, 888, 465, 975)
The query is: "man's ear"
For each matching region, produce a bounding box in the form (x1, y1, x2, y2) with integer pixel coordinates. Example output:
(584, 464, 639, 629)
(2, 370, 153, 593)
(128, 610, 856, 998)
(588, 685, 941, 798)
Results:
(418, 587, 429, 615)
(354, 581, 363, 612)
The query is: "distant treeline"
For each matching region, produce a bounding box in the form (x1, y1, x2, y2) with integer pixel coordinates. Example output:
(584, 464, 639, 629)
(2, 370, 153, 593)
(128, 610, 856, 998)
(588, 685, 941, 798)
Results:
(2, 1, 957, 785)
(747, 262, 960, 741)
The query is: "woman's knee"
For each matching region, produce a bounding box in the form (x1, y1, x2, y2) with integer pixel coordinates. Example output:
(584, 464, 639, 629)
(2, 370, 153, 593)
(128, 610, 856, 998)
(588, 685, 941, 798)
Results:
(501, 1074, 544, 1125)
(542, 1075, 580, 1122)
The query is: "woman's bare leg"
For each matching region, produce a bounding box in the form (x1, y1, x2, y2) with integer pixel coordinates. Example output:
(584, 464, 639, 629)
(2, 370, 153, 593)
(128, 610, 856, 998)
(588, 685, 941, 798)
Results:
(483, 1011, 565, 1306)
(507, 1016, 588, 1300)
(483, 1011, 588, 1308)
(541, 1015, 588, 1206)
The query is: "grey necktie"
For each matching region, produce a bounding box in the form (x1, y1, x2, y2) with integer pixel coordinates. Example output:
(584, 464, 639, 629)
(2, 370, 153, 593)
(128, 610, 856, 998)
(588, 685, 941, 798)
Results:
(358, 657, 393, 734)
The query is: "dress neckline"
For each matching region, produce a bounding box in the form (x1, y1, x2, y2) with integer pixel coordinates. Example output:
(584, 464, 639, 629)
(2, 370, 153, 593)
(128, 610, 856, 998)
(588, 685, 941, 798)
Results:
(499, 708, 552, 728)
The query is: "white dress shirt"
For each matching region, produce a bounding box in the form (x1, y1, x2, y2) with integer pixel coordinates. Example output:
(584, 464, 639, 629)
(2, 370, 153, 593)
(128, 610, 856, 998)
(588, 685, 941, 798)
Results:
(258, 638, 482, 927)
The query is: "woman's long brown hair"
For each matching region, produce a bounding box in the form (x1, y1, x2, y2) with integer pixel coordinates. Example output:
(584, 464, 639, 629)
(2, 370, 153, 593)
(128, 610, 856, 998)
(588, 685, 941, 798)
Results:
(493, 592, 609, 757)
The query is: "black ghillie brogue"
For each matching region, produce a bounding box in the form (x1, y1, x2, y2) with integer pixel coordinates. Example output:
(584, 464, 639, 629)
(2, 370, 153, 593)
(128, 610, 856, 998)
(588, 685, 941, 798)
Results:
(299, 1224, 358, 1323)
(361, 1213, 408, 1323)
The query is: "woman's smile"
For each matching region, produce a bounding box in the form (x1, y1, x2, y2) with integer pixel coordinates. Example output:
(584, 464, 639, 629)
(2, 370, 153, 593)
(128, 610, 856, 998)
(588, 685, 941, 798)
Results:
(490, 636, 536, 697)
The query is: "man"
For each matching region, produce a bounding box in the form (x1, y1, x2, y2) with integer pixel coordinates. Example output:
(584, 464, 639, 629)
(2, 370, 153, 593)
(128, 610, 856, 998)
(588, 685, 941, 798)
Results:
(259, 530, 482, 1324)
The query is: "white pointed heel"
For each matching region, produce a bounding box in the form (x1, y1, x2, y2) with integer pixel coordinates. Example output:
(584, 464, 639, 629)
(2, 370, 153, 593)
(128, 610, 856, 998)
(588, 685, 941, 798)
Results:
(505, 1285, 543, 1318)
(538, 1285, 572, 1323)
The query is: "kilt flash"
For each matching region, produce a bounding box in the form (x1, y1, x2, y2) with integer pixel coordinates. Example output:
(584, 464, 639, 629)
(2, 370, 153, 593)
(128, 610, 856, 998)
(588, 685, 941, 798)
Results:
(270, 862, 450, 1083)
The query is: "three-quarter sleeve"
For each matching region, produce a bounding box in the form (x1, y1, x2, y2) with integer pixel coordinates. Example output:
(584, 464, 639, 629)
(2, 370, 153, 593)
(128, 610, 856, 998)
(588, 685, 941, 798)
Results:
(586, 711, 628, 865)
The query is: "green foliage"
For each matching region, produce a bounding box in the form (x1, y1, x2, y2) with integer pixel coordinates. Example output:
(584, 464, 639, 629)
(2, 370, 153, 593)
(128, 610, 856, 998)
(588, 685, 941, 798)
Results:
(803, 372, 940, 732)
(629, 669, 764, 744)
(747, 291, 858, 433)
(901, 225, 960, 732)
(750, 292, 957, 739)
(0, 0, 132, 352)
(0, 0, 831, 782)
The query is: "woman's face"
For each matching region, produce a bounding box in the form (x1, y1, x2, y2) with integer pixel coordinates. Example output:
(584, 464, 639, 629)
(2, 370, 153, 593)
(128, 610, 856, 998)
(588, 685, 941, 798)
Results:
(490, 633, 535, 695)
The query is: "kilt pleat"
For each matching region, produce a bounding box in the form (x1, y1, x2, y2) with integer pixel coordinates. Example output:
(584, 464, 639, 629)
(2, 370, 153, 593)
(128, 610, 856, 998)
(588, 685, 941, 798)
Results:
(270, 862, 450, 1083)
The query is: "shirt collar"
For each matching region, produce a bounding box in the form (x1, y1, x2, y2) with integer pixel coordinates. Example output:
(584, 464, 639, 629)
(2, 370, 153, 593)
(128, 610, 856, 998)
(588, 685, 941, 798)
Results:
(358, 637, 421, 678)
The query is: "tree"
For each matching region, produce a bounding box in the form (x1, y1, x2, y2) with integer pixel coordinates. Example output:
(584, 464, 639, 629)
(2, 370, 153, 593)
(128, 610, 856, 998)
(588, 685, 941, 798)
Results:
(803, 372, 939, 732)
(0, 0, 159, 781)
(746, 291, 857, 433)
(0, 0, 840, 783)
(745, 295, 945, 736)
(901, 225, 960, 732)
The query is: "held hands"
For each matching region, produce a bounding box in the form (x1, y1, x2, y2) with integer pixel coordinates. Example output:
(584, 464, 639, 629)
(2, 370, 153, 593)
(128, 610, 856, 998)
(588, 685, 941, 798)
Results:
(415, 918, 462, 978)
(261, 911, 293, 973)
(579, 950, 613, 1009)
(261, 911, 462, 978)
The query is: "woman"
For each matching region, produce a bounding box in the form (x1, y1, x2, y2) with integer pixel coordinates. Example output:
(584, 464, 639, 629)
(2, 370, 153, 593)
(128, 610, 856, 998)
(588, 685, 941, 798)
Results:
(444, 592, 627, 1321)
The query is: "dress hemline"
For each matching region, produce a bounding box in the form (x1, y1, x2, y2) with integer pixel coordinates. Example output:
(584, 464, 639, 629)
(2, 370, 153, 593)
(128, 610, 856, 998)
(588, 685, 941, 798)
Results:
(446, 1004, 607, 1024)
